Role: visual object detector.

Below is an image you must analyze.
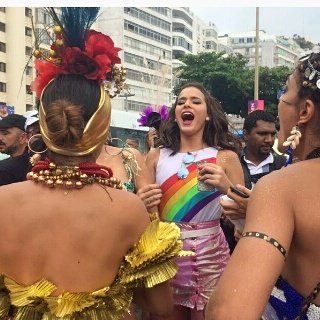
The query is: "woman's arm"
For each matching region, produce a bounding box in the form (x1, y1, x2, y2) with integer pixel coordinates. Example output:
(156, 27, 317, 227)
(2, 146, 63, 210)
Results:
(131, 148, 153, 190)
(124, 193, 174, 317)
(136, 148, 162, 212)
(206, 171, 294, 320)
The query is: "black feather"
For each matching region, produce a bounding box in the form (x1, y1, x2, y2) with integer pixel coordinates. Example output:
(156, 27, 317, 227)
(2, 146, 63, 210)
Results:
(45, 7, 100, 50)
(60, 7, 100, 50)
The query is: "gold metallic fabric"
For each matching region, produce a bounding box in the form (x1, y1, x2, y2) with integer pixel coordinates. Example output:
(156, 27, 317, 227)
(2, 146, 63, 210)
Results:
(39, 84, 111, 157)
(0, 219, 188, 319)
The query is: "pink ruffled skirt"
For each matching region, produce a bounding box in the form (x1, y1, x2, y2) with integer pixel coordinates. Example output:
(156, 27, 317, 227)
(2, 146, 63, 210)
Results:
(172, 220, 230, 311)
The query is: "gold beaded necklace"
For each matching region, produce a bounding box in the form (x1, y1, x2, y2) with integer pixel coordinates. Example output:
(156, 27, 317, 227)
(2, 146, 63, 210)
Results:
(27, 160, 123, 190)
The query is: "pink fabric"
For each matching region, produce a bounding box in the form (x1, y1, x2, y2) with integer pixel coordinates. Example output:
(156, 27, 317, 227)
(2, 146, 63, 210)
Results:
(172, 220, 230, 311)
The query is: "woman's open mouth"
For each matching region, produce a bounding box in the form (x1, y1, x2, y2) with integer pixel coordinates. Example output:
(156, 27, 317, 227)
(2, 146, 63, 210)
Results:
(181, 111, 195, 125)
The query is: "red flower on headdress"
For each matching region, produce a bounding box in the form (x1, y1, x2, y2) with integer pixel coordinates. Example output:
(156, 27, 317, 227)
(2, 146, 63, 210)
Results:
(32, 29, 122, 97)
(31, 59, 65, 98)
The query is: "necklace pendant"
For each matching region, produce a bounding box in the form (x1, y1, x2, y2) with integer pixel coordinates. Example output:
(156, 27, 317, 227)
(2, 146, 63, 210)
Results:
(177, 165, 189, 179)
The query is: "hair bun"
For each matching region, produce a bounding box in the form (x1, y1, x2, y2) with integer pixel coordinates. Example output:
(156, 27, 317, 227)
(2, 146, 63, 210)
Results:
(45, 100, 85, 147)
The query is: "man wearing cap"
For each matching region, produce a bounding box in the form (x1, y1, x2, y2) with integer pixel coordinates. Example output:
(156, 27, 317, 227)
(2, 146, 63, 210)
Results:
(0, 114, 29, 186)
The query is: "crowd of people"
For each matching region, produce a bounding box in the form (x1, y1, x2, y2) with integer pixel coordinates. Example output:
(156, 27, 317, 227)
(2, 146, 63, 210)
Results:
(0, 7, 319, 320)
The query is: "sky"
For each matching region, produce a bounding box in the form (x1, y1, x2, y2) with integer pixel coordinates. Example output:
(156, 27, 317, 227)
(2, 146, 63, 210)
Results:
(190, 7, 320, 44)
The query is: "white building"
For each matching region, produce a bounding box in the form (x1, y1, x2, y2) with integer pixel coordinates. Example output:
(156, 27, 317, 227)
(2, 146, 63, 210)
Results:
(171, 8, 219, 90)
(222, 30, 304, 68)
(97, 7, 173, 113)
(0, 7, 57, 115)
(0, 7, 219, 117)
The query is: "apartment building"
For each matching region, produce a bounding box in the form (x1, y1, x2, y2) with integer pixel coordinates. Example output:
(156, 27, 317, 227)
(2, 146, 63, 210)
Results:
(220, 30, 304, 68)
(0, 7, 54, 115)
(97, 7, 173, 113)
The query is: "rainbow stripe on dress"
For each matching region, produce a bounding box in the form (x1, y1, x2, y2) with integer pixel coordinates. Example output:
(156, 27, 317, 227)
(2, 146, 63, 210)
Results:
(159, 157, 220, 222)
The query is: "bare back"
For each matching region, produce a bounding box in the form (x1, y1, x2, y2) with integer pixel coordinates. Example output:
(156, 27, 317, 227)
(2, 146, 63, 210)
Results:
(282, 159, 320, 303)
(0, 180, 149, 294)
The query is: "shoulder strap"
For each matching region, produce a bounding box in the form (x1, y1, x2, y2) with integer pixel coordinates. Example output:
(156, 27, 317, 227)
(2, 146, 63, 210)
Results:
(239, 154, 252, 190)
(273, 154, 287, 170)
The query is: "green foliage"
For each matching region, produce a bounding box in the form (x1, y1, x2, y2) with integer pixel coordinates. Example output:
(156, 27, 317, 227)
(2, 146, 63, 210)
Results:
(174, 52, 292, 117)
(175, 52, 253, 115)
(258, 66, 292, 117)
(293, 34, 314, 50)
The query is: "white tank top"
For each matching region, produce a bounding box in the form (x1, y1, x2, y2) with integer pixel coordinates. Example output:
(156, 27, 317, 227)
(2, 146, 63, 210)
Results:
(156, 147, 222, 222)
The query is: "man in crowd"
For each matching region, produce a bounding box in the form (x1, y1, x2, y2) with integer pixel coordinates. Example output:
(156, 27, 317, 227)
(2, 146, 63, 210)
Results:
(240, 110, 286, 189)
(221, 110, 287, 245)
(0, 114, 29, 186)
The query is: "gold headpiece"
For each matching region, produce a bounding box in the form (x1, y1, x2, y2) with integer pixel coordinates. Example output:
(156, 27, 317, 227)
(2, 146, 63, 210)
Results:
(39, 84, 111, 156)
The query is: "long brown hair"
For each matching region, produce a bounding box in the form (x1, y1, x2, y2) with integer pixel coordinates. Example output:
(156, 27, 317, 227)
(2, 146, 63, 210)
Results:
(160, 82, 240, 154)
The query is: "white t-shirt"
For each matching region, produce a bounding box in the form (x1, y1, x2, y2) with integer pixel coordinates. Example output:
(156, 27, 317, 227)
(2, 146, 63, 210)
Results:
(243, 153, 274, 187)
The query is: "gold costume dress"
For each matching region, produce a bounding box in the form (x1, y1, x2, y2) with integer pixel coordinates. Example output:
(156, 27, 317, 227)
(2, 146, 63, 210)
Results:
(0, 219, 188, 320)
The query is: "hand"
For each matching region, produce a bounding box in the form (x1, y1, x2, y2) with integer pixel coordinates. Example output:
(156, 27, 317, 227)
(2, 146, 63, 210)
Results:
(198, 163, 232, 194)
(220, 184, 251, 220)
(147, 128, 158, 149)
(136, 184, 162, 210)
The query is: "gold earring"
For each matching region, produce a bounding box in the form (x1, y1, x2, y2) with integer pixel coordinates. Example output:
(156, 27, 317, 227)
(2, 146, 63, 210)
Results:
(27, 134, 47, 154)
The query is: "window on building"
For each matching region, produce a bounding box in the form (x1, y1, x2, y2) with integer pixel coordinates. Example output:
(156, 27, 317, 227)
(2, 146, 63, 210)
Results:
(25, 46, 32, 56)
(239, 38, 245, 43)
(26, 66, 32, 76)
(126, 100, 149, 112)
(0, 62, 6, 72)
(124, 20, 171, 46)
(0, 42, 5, 53)
(0, 22, 5, 32)
(0, 7, 5, 13)
(124, 8, 171, 31)
(124, 36, 171, 60)
(25, 27, 32, 37)
(25, 7, 32, 17)
(148, 7, 171, 17)
(26, 85, 32, 95)
(0, 82, 6, 92)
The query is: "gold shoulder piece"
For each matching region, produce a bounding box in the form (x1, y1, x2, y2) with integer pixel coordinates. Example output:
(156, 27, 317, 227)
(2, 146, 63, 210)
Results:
(4, 276, 56, 307)
(0, 275, 10, 318)
(121, 219, 190, 288)
(46, 291, 96, 317)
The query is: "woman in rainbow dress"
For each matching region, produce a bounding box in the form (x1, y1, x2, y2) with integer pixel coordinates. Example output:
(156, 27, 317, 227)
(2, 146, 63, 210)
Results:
(137, 82, 244, 320)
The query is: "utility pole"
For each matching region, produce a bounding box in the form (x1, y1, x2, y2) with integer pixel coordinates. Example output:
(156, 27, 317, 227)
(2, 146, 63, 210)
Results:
(254, 7, 260, 100)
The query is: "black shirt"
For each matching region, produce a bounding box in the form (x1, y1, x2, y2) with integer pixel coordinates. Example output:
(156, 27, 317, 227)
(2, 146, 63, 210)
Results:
(0, 150, 29, 186)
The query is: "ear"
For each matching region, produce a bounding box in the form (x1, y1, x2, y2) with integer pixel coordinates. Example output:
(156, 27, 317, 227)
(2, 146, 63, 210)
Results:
(19, 132, 28, 145)
(297, 99, 315, 127)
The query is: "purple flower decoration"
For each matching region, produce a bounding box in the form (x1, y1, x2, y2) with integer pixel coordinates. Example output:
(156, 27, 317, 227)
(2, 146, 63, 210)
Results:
(137, 105, 169, 130)
(158, 105, 169, 121)
(137, 105, 154, 127)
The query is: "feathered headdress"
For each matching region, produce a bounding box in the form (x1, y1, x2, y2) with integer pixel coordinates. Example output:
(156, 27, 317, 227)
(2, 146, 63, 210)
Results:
(31, 7, 125, 98)
(137, 105, 169, 131)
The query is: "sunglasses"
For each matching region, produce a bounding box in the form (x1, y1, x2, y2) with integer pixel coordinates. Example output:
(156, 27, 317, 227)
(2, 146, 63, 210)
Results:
(177, 152, 196, 179)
